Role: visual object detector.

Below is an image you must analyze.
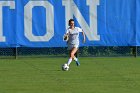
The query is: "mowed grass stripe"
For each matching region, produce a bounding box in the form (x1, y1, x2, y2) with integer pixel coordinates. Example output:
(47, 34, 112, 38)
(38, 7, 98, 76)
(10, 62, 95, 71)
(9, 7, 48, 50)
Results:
(0, 57, 140, 93)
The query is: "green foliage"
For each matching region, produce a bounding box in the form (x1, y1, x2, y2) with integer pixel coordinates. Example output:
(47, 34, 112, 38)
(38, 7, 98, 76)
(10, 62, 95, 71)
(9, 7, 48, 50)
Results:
(0, 47, 137, 57)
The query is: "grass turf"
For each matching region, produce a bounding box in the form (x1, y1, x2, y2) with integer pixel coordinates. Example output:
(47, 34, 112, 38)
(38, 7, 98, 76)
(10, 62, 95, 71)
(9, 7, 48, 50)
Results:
(0, 57, 140, 93)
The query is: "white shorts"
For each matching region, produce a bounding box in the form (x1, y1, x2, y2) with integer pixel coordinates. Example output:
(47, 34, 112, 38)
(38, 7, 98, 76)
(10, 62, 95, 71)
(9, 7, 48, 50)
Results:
(67, 44, 79, 50)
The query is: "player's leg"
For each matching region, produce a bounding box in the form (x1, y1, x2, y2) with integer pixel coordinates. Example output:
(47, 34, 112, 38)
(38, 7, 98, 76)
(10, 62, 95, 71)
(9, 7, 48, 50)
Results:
(74, 50, 80, 66)
(67, 50, 72, 66)
(71, 47, 80, 66)
(74, 51, 78, 58)
(67, 45, 73, 66)
(74, 45, 80, 66)
(67, 47, 78, 66)
(74, 51, 77, 61)
(71, 47, 78, 60)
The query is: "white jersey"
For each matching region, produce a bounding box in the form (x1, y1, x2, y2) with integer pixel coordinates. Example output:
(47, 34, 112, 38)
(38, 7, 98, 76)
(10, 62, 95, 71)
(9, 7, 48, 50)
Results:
(66, 27, 82, 45)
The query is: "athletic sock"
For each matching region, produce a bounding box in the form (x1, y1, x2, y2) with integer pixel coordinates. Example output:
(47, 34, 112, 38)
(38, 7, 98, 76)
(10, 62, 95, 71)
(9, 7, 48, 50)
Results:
(74, 57, 80, 66)
(74, 57, 78, 61)
(67, 58, 72, 66)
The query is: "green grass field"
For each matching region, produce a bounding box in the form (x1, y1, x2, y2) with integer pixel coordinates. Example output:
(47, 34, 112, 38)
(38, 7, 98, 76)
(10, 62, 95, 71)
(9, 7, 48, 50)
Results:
(0, 57, 140, 93)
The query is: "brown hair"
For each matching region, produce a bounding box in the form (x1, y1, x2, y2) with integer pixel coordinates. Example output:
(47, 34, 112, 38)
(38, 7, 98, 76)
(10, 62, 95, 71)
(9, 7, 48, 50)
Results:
(68, 19, 74, 26)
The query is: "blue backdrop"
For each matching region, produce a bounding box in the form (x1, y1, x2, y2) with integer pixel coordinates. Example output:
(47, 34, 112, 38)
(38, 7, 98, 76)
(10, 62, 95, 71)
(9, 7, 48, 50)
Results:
(0, 0, 139, 47)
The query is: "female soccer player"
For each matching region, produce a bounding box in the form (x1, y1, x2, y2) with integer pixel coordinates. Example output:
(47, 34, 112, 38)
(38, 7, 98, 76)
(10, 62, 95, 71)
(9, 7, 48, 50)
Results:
(64, 19, 86, 66)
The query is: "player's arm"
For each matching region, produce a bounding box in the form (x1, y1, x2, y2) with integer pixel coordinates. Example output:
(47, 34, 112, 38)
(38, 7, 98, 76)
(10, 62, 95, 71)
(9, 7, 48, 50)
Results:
(63, 29, 69, 41)
(82, 29, 86, 43)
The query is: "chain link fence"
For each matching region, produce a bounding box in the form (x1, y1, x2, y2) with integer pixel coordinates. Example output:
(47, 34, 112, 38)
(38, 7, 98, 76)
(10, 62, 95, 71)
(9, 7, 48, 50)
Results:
(0, 46, 139, 59)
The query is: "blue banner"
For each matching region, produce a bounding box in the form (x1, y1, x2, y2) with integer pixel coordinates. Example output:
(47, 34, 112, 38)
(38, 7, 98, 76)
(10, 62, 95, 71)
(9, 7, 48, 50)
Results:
(0, 0, 139, 47)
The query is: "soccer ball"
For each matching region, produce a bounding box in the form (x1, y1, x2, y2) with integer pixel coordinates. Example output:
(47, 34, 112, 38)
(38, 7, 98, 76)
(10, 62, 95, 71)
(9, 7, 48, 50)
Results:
(62, 64, 69, 71)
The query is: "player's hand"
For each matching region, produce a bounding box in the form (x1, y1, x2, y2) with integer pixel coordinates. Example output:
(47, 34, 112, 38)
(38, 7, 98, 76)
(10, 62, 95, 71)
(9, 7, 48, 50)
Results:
(63, 34, 69, 41)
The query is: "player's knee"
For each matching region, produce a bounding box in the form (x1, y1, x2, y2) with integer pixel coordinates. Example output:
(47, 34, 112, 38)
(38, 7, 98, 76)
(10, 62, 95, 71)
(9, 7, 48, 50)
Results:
(70, 53, 74, 57)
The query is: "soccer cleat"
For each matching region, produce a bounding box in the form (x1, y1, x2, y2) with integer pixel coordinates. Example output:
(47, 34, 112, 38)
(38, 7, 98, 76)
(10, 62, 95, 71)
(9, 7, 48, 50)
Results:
(76, 59, 80, 66)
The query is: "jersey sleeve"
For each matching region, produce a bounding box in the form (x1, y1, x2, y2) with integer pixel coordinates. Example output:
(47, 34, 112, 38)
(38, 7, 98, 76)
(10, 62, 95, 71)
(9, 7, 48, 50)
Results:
(77, 27, 83, 32)
(65, 29, 69, 34)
